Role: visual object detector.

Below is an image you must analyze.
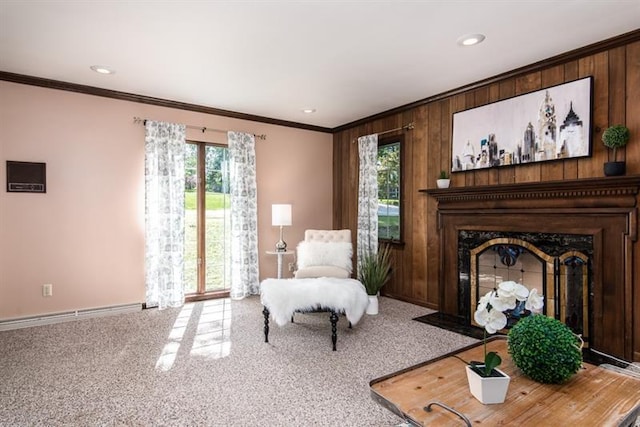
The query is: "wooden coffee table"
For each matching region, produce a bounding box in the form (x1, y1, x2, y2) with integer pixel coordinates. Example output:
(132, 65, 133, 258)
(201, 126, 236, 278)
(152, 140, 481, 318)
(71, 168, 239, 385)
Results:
(370, 337, 640, 426)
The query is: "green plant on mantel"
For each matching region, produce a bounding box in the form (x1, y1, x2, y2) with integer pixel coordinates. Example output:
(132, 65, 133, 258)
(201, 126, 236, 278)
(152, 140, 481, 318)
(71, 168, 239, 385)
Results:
(438, 170, 449, 180)
(602, 124, 630, 161)
(507, 314, 583, 384)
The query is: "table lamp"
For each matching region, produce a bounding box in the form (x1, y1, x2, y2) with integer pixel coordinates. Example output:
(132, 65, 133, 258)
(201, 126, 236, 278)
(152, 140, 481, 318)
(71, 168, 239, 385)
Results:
(272, 204, 292, 252)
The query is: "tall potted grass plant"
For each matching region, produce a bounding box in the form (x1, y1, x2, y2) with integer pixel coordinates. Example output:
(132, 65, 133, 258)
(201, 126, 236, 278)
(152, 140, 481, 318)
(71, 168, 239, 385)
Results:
(358, 243, 392, 315)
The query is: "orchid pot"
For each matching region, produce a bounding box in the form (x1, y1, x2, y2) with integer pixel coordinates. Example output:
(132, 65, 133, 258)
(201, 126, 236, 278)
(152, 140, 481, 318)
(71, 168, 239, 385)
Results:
(465, 365, 511, 404)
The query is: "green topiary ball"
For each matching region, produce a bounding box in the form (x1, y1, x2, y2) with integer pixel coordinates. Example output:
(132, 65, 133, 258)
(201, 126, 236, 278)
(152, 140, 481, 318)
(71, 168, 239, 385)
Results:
(602, 124, 630, 149)
(507, 315, 582, 384)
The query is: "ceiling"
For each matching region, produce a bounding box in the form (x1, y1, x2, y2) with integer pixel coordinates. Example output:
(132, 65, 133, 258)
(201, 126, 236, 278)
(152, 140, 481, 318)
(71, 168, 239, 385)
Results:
(1, 1, 639, 130)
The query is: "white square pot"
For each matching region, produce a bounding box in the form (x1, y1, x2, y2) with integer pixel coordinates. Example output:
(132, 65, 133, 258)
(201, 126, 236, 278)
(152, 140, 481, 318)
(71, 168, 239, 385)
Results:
(465, 365, 511, 404)
(436, 179, 450, 189)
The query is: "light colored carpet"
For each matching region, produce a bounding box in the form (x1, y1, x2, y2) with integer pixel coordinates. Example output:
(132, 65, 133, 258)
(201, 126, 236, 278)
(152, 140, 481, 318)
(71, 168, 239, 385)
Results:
(0, 296, 476, 426)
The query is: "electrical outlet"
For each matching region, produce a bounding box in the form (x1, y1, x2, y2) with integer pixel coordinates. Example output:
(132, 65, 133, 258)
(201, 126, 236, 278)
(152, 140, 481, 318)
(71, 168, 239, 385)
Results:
(42, 284, 53, 297)
(288, 262, 295, 272)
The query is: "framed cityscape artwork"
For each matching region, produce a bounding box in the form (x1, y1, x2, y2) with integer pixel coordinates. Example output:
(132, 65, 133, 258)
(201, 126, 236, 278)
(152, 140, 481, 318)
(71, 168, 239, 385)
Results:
(451, 76, 593, 172)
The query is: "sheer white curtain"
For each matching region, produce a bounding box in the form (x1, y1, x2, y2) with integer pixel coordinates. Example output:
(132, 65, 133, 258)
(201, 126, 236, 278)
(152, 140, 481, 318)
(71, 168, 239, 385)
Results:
(144, 120, 186, 309)
(227, 131, 260, 299)
(357, 134, 379, 270)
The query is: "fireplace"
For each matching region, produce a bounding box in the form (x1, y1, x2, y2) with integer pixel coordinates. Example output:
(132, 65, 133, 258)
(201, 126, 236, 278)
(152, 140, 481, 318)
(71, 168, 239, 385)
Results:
(423, 176, 640, 361)
(459, 230, 592, 346)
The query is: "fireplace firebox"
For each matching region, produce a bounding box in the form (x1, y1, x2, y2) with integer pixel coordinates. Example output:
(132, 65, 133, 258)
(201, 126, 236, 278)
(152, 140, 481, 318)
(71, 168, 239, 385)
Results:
(460, 230, 592, 346)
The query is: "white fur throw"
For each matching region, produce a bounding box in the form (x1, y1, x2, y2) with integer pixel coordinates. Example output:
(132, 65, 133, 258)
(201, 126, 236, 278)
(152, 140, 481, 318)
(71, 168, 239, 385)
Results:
(260, 278, 368, 326)
(296, 241, 353, 273)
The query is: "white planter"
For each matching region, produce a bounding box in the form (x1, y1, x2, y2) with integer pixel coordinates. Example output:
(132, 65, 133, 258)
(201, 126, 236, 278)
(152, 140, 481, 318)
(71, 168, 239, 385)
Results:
(436, 179, 450, 189)
(366, 295, 379, 315)
(465, 365, 510, 404)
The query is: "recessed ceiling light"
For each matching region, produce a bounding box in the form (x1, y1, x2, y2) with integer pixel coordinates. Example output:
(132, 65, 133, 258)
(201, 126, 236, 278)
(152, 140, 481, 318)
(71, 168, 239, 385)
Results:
(302, 108, 316, 114)
(457, 33, 486, 47)
(90, 65, 115, 75)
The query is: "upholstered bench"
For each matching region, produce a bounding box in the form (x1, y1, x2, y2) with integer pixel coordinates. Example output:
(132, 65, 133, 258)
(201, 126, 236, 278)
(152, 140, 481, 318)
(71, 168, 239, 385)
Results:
(260, 277, 369, 351)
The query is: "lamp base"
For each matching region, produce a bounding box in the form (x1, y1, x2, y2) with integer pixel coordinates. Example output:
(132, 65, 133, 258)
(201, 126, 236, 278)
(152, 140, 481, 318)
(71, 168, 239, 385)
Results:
(275, 225, 287, 252)
(275, 239, 287, 252)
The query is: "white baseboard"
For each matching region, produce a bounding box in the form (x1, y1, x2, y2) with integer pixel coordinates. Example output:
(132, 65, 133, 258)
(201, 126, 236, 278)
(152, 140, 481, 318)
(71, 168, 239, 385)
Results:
(0, 303, 142, 331)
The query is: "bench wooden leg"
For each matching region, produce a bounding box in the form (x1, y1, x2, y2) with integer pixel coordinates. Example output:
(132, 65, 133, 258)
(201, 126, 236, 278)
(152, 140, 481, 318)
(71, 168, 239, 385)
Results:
(263, 306, 270, 343)
(263, 306, 344, 351)
(330, 310, 338, 351)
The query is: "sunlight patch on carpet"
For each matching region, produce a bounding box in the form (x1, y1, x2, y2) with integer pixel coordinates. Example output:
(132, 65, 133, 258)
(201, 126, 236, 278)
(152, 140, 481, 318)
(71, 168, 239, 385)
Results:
(190, 299, 232, 359)
(156, 304, 194, 371)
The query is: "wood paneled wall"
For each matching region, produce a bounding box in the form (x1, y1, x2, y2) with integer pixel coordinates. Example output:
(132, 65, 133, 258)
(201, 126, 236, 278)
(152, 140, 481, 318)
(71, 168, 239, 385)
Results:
(332, 34, 640, 359)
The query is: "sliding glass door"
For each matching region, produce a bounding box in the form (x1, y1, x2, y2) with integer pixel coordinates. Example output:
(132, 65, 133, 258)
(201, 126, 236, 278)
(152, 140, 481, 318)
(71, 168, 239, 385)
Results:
(184, 142, 231, 299)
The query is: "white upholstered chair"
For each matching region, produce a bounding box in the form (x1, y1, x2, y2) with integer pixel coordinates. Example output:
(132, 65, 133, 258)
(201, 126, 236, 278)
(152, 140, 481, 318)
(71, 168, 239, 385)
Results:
(294, 229, 353, 279)
(261, 229, 367, 350)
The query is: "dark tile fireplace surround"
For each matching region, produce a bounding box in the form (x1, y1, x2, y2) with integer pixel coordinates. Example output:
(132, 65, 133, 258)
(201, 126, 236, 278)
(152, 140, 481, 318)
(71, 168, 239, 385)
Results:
(421, 176, 640, 364)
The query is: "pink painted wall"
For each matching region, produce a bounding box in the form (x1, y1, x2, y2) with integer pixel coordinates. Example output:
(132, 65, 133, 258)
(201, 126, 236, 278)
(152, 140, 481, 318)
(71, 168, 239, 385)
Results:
(0, 81, 333, 319)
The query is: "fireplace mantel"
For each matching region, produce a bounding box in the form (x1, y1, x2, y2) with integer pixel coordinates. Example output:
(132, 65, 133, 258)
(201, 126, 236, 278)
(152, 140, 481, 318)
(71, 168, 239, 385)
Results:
(421, 175, 640, 361)
(421, 175, 640, 213)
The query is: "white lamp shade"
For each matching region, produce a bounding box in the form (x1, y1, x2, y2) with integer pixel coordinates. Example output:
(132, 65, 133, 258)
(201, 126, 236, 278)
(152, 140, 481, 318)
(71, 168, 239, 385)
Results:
(272, 204, 292, 226)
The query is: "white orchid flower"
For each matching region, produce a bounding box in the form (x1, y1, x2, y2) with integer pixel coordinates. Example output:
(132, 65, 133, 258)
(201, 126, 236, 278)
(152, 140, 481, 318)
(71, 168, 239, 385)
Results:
(525, 288, 544, 313)
(489, 291, 516, 312)
(477, 291, 493, 311)
(497, 281, 517, 297)
(497, 281, 529, 300)
(475, 283, 544, 337)
(513, 283, 530, 301)
(474, 305, 489, 326)
(478, 308, 507, 334)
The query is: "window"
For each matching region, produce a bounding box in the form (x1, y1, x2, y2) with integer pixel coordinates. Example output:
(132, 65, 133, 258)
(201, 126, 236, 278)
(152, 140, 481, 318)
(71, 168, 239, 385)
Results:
(377, 136, 402, 242)
(184, 142, 231, 299)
